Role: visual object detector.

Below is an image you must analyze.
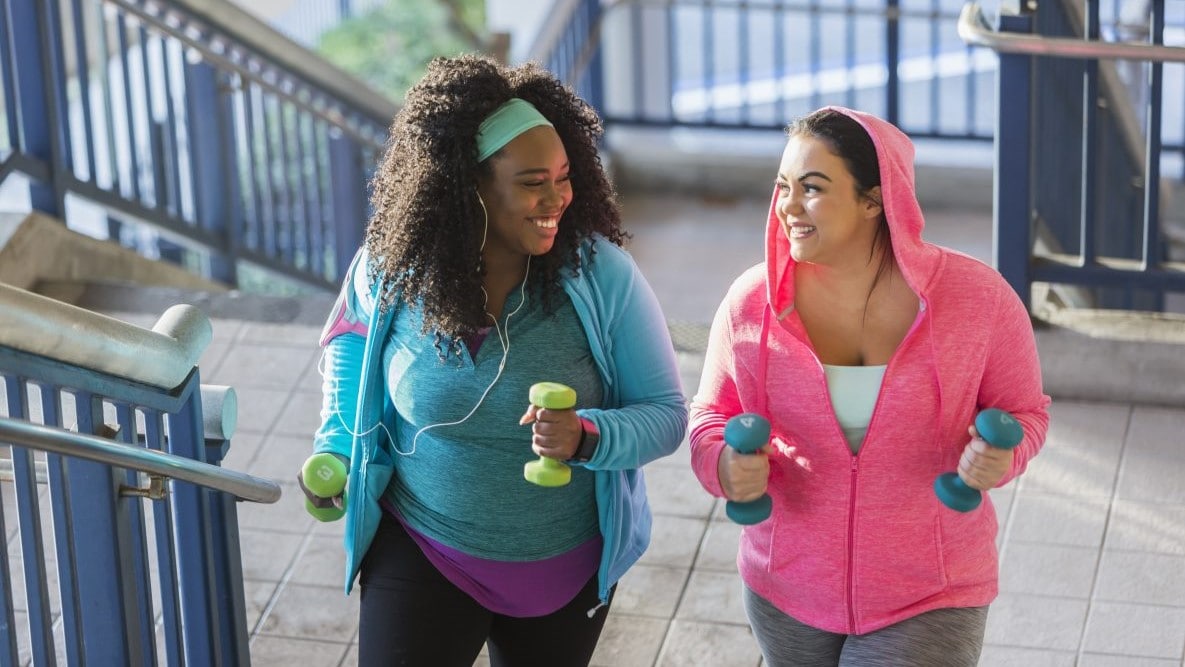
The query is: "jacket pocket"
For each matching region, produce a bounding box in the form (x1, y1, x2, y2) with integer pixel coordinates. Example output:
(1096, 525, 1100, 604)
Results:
(854, 514, 949, 615)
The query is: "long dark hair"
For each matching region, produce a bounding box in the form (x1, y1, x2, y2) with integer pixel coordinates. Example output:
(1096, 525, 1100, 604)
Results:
(364, 54, 627, 357)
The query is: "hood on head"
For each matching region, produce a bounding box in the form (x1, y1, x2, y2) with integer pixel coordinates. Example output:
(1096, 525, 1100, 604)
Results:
(765, 106, 939, 316)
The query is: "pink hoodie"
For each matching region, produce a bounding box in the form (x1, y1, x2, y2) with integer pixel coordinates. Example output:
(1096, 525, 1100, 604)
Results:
(689, 107, 1051, 635)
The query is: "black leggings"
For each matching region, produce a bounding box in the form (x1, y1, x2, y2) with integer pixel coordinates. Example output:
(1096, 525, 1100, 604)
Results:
(357, 513, 613, 667)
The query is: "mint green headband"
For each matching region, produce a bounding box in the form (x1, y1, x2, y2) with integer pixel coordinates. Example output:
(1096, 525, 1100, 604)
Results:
(476, 98, 554, 162)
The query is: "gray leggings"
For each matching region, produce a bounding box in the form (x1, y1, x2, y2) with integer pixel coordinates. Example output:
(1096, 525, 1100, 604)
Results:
(743, 585, 988, 666)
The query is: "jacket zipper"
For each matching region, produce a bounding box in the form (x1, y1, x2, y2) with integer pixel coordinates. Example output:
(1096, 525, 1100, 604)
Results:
(847, 456, 859, 632)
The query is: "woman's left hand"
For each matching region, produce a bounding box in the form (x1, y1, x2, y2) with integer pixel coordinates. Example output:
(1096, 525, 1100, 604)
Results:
(520, 405, 582, 460)
(956, 424, 1015, 491)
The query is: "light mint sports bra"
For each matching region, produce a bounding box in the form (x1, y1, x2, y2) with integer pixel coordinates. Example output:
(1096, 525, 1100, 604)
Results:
(821, 364, 887, 454)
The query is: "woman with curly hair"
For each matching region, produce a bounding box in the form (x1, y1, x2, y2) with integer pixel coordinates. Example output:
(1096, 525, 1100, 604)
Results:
(300, 54, 688, 665)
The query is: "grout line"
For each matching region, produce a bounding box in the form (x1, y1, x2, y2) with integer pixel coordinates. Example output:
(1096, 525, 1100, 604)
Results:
(247, 526, 319, 643)
(1074, 403, 1136, 662)
(650, 505, 715, 667)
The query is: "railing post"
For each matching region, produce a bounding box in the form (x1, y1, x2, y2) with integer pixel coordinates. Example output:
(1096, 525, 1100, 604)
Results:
(994, 9, 1035, 308)
(205, 437, 251, 664)
(7, 0, 69, 216)
(584, 0, 605, 114)
(165, 373, 223, 664)
(329, 131, 368, 282)
(885, 0, 900, 127)
(65, 393, 147, 664)
(185, 60, 241, 286)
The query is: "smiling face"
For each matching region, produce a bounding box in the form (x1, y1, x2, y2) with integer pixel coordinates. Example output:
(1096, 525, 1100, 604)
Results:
(775, 134, 883, 267)
(476, 125, 573, 266)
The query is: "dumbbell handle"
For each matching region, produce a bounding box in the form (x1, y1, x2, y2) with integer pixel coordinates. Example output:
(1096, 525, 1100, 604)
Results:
(523, 382, 576, 487)
(934, 408, 1023, 512)
(723, 413, 773, 525)
(300, 452, 347, 522)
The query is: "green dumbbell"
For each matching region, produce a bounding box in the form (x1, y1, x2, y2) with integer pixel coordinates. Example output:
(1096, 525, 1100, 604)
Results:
(934, 408, 1024, 512)
(523, 382, 576, 487)
(300, 452, 348, 522)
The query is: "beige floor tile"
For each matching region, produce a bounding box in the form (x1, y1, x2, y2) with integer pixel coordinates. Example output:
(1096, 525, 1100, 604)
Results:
(256, 582, 359, 641)
(644, 466, 717, 519)
(591, 613, 668, 667)
(695, 520, 743, 572)
(208, 317, 245, 343)
(213, 342, 318, 391)
(1077, 656, 1181, 666)
(623, 194, 766, 326)
(1106, 500, 1185, 555)
(1117, 407, 1185, 504)
(656, 620, 763, 667)
(984, 593, 1089, 651)
(246, 433, 311, 482)
(1081, 601, 1185, 659)
(978, 645, 1076, 666)
(222, 386, 296, 436)
(272, 390, 325, 437)
(1095, 551, 1185, 606)
(221, 431, 264, 474)
(248, 635, 349, 667)
(238, 529, 305, 582)
(243, 579, 279, 633)
(288, 533, 348, 588)
(237, 322, 322, 346)
(640, 514, 708, 569)
(676, 570, 747, 625)
(1020, 402, 1129, 498)
(1008, 494, 1109, 548)
(613, 564, 688, 618)
(999, 543, 1099, 598)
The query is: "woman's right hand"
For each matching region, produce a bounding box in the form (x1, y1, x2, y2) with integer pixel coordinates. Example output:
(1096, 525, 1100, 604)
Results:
(718, 445, 770, 502)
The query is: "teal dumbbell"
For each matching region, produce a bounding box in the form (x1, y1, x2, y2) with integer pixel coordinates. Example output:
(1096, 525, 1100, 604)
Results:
(300, 452, 347, 522)
(934, 408, 1024, 512)
(724, 413, 772, 525)
(523, 382, 576, 487)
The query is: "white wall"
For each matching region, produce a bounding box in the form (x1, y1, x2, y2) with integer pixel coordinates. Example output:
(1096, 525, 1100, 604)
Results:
(486, 0, 552, 63)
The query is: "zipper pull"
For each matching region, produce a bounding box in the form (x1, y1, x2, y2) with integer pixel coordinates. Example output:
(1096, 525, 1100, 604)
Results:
(586, 599, 607, 618)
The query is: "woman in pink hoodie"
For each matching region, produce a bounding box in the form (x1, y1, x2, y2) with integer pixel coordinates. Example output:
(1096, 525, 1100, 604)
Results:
(689, 107, 1050, 664)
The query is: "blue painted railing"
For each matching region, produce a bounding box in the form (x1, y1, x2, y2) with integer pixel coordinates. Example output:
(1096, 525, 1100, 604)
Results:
(976, 0, 1185, 311)
(0, 0, 392, 291)
(534, 0, 999, 141)
(0, 286, 278, 665)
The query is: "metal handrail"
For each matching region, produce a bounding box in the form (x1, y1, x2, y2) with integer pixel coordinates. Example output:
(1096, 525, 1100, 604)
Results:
(0, 418, 281, 504)
(958, 2, 1185, 62)
(0, 282, 210, 390)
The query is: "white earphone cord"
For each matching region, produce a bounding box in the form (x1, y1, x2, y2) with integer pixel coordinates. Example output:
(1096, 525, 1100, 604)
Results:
(318, 255, 531, 458)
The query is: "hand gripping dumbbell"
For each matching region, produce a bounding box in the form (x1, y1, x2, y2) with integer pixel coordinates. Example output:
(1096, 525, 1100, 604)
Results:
(724, 413, 773, 525)
(933, 408, 1023, 512)
(299, 452, 348, 522)
(523, 382, 576, 487)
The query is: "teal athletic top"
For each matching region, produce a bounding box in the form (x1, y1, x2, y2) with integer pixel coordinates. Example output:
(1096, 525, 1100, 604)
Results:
(381, 288, 602, 559)
(821, 364, 887, 454)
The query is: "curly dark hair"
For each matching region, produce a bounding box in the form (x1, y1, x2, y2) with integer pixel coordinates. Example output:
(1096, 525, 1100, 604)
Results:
(364, 54, 627, 356)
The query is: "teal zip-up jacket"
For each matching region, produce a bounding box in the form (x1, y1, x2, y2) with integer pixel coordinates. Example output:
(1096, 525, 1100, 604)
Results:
(313, 235, 688, 606)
